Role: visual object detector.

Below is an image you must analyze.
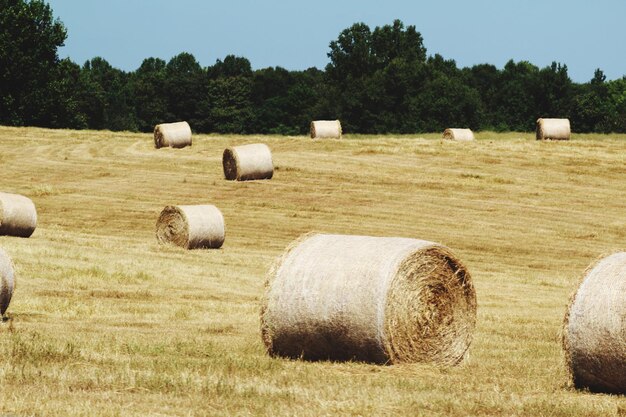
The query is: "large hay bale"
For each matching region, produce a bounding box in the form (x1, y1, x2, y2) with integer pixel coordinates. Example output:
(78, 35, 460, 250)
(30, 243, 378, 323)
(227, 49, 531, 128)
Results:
(536, 118, 570, 140)
(442, 128, 475, 141)
(310, 120, 342, 139)
(563, 252, 626, 393)
(260, 233, 477, 365)
(154, 121, 192, 149)
(222, 144, 273, 181)
(0, 248, 15, 316)
(0, 192, 37, 238)
(156, 205, 225, 249)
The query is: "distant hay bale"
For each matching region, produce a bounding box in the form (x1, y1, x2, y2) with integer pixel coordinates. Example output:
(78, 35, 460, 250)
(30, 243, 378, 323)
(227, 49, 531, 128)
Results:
(442, 128, 474, 141)
(156, 205, 225, 249)
(0, 192, 37, 238)
(0, 247, 15, 316)
(260, 233, 477, 365)
(154, 121, 192, 149)
(536, 118, 570, 140)
(222, 144, 273, 181)
(310, 120, 342, 139)
(563, 252, 626, 393)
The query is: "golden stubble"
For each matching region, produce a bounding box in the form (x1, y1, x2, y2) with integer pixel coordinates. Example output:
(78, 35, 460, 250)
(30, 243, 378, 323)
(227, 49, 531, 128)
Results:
(0, 126, 625, 416)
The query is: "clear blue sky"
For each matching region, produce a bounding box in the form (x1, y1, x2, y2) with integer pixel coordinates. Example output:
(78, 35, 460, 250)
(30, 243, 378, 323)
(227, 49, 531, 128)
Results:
(47, 0, 626, 83)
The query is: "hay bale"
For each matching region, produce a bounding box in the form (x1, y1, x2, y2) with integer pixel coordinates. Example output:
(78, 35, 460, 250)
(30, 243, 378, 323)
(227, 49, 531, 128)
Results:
(536, 118, 570, 140)
(156, 205, 225, 249)
(563, 252, 626, 393)
(442, 128, 474, 141)
(0, 248, 15, 316)
(310, 120, 342, 139)
(260, 233, 477, 365)
(0, 192, 37, 238)
(154, 121, 192, 148)
(222, 144, 273, 181)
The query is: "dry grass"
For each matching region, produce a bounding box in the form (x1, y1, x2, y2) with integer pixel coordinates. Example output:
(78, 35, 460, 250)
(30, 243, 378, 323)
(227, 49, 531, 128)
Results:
(1, 126, 626, 416)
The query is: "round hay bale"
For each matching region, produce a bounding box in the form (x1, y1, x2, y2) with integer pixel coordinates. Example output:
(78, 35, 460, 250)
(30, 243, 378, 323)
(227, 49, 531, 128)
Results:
(0, 247, 15, 316)
(442, 128, 474, 141)
(563, 252, 626, 393)
(536, 118, 570, 140)
(310, 120, 342, 139)
(154, 121, 192, 149)
(222, 144, 273, 181)
(0, 192, 37, 238)
(156, 205, 225, 249)
(260, 233, 477, 365)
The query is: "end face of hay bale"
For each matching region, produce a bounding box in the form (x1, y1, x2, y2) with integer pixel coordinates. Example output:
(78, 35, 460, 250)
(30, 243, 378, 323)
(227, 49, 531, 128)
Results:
(310, 120, 342, 139)
(383, 246, 476, 365)
(0, 248, 15, 316)
(0, 192, 37, 238)
(536, 118, 571, 140)
(222, 144, 273, 181)
(154, 121, 192, 149)
(563, 252, 626, 393)
(260, 233, 476, 365)
(222, 148, 239, 181)
(442, 128, 474, 141)
(156, 205, 224, 249)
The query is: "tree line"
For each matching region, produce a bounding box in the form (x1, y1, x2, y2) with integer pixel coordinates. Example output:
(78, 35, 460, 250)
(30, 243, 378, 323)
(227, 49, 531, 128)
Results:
(2, 0, 625, 134)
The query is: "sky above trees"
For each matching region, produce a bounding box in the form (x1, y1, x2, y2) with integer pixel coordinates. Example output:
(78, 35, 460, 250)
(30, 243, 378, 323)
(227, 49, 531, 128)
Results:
(46, 0, 626, 83)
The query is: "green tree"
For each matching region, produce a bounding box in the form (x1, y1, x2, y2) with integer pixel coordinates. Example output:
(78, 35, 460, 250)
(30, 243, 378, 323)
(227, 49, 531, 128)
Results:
(208, 55, 253, 78)
(326, 20, 430, 133)
(48, 58, 87, 129)
(164, 52, 205, 126)
(251, 66, 294, 133)
(327, 22, 374, 82)
(462, 63, 499, 129)
(491, 60, 540, 131)
(371, 19, 427, 67)
(606, 77, 626, 132)
(77, 58, 110, 130)
(205, 76, 255, 133)
(607, 76, 626, 132)
(251, 67, 325, 134)
(367, 57, 427, 133)
(130, 57, 167, 131)
(0, 0, 66, 126)
(417, 56, 483, 132)
(78, 57, 136, 131)
(571, 69, 612, 132)
(535, 62, 573, 119)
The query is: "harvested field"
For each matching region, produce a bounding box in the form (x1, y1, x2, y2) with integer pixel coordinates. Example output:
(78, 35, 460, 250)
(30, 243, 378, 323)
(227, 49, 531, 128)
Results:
(1, 126, 626, 416)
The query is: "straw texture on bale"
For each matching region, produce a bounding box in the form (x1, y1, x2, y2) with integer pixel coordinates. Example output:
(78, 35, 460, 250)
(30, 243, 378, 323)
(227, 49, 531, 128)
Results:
(154, 121, 192, 148)
(0, 192, 37, 238)
(310, 120, 342, 139)
(0, 248, 15, 316)
(156, 205, 225, 249)
(222, 144, 273, 181)
(563, 252, 626, 393)
(536, 118, 570, 140)
(442, 128, 475, 141)
(261, 233, 477, 365)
